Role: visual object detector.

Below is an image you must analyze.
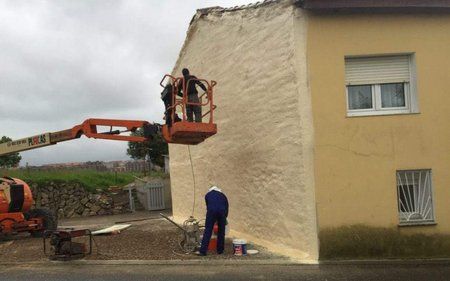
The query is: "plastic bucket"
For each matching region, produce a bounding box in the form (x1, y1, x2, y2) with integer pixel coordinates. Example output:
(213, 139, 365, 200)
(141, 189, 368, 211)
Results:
(232, 239, 247, 256)
(206, 223, 229, 251)
(208, 224, 218, 251)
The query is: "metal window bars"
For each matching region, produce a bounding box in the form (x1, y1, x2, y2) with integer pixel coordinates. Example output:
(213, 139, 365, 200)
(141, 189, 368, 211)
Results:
(396, 169, 435, 225)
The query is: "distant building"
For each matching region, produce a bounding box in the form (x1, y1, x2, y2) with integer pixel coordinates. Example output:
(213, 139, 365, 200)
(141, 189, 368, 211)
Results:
(26, 160, 153, 173)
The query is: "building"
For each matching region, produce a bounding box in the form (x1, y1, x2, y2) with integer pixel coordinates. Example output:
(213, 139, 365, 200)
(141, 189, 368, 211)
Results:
(169, 0, 450, 261)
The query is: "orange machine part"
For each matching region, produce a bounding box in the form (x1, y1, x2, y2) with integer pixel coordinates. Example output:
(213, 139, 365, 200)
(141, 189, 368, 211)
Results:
(73, 119, 150, 142)
(162, 122, 217, 145)
(0, 212, 26, 233)
(0, 212, 43, 234)
(0, 190, 8, 214)
(13, 178, 34, 213)
(0, 178, 33, 214)
(0, 178, 43, 234)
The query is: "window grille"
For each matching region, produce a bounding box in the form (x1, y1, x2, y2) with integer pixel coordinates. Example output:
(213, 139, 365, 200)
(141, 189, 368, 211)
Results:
(396, 169, 435, 225)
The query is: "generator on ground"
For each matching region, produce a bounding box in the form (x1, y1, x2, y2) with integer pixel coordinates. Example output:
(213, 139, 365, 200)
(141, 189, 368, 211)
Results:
(43, 229, 93, 260)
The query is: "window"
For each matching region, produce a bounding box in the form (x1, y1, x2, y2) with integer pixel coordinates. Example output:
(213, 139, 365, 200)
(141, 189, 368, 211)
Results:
(396, 170, 435, 226)
(345, 55, 418, 116)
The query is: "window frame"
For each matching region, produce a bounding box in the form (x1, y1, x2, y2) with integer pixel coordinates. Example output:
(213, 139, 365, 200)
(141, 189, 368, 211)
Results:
(378, 82, 409, 110)
(396, 169, 436, 226)
(346, 84, 375, 112)
(345, 54, 419, 117)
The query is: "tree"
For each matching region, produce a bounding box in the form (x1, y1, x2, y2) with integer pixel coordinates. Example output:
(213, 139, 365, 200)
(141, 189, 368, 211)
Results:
(0, 136, 22, 168)
(126, 129, 168, 167)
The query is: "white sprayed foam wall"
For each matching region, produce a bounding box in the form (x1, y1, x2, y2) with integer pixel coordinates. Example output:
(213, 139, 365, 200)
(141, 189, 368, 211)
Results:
(169, 0, 318, 261)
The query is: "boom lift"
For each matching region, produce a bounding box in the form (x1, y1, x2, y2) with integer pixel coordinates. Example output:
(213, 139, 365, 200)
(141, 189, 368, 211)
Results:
(0, 74, 217, 238)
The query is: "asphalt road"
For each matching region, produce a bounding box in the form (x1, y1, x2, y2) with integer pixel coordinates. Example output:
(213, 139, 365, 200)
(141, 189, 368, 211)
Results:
(1, 263, 449, 281)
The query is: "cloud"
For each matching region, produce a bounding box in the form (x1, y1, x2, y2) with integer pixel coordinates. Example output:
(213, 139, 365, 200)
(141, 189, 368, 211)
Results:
(0, 0, 254, 165)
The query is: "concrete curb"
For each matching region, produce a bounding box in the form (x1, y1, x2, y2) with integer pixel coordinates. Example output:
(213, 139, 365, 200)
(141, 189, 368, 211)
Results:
(319, 258, 450, 265)
(0, 259, 300, 266)
(1, 258, 449, 267)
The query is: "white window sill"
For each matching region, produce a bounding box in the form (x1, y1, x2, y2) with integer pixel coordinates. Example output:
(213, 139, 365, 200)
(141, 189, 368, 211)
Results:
(398, 221, 437, 227)
(347, 110, 419, 118)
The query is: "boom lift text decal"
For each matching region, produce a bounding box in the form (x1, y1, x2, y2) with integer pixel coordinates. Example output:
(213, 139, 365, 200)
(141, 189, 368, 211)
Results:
(0, 133, 52, 156)
(28, 134, 47, 147)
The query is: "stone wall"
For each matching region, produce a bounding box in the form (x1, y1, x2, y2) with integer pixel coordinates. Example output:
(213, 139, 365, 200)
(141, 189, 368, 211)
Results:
(29, 181, 131, 219)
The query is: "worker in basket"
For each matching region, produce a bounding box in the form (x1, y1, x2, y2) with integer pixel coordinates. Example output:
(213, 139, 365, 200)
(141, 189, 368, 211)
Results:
(197, 185, 229, 256)
(161, 82, 181, 127)
(177, 68, 207, 123)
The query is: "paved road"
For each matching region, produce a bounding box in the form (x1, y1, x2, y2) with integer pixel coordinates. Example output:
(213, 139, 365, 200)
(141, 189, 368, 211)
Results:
(1, 263, 449, 281)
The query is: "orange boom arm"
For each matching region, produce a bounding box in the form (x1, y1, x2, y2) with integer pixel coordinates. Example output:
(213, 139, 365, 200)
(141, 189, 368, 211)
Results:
(0, 119, 158, 156)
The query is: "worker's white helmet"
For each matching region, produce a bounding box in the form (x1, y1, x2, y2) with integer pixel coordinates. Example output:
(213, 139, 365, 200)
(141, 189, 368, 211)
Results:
(208, 185, 222, 193)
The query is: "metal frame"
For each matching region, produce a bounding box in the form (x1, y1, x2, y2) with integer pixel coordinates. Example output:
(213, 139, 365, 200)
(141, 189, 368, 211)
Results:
(396, 169, 436, 226)
(43, 229, 93, 260)
(144, 182, 165, 211)
(159, 74, 217, 145)
(160, 74, 217, 125)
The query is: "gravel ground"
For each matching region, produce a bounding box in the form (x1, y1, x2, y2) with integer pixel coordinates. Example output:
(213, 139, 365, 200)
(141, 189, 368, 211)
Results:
(0, 215, 285, 262)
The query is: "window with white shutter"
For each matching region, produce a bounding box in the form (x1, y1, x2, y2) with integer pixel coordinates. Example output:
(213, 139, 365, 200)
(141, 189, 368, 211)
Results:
(344, 54, 418, 116)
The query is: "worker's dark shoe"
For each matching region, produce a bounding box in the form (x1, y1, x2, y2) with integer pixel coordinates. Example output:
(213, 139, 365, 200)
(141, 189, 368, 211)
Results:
(217, 251, 224, 255)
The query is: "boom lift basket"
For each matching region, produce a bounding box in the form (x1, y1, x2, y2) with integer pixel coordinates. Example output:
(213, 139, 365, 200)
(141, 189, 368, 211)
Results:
(160, 74, 217, 145)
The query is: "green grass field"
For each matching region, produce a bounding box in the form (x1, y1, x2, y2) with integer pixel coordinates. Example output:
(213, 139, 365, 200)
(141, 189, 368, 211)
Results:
(0, 169, 167, 192)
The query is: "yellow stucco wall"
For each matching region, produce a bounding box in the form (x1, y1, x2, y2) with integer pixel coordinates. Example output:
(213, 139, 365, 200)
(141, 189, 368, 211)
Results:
(307, 12, 450, 233)
(168, 1, 319, 261)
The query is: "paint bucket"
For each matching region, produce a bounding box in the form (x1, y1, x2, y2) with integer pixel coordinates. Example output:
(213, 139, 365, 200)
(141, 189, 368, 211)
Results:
(232, 239, 247, 256)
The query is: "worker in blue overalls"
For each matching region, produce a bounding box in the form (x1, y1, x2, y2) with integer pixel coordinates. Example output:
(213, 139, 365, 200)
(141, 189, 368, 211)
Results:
(197, 185, 229, 256)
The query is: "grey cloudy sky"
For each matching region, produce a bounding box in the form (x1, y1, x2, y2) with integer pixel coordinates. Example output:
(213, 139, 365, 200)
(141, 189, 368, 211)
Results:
(0, 0, 253, 166)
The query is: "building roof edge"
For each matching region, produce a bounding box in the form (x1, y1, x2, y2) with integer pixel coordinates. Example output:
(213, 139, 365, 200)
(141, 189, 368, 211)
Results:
(298, 0, 450, 11)
(196, 0, 282, 16)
